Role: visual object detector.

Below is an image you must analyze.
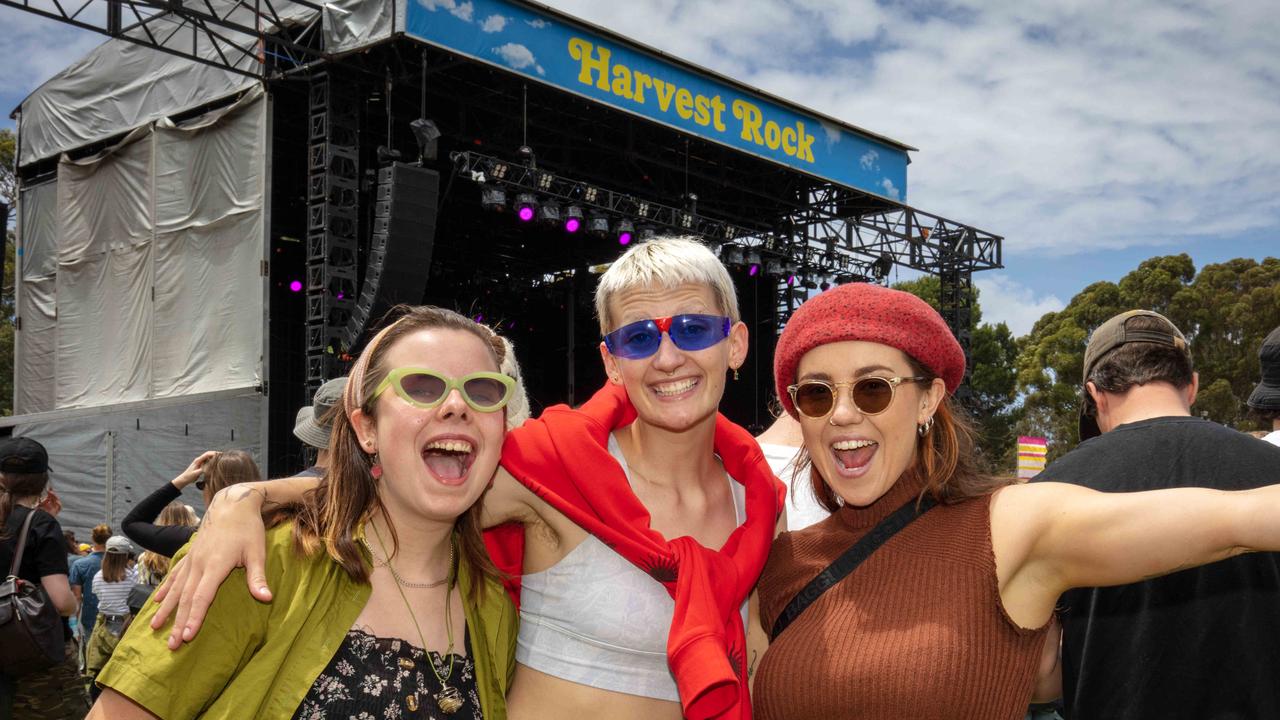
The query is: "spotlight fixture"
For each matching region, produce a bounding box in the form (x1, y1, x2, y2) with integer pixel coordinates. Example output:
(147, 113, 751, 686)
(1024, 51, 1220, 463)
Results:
(538, 173, 554, 190)
(636, 201, 651, 218)
(765, 259, 784, 276)
(480, 185, 506, 212)
(515, 193, 537, 222)
(564, 205, 583, 233)
(616, 219, 635, 245)
(587, 213, 611, 237)
(538, 202, 562, 224)
(639, 226, 658, 241)
(582, 186, 599, 203)
(748, 263, 761, 277)
(721, 246, 744, 266)
(873, 252, 894, 280)
(489, 162, 509, 180)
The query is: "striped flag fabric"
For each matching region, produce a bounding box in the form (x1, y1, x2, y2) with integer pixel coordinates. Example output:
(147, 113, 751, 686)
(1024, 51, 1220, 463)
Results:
(1017, 436, 1048, 480)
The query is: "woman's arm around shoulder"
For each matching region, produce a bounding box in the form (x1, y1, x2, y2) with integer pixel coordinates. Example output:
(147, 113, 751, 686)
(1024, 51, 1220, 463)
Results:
(150, 476, 314, 645)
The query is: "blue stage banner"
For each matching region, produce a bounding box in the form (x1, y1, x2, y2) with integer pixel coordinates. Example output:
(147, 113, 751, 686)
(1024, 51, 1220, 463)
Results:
(404, 0, 910, 202)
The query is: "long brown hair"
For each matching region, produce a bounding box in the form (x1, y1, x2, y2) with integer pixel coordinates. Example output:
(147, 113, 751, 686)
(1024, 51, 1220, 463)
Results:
(201, 451, 261, 502)
(800, 356, 1012, 512)
(101, 551, 130, 584)
(292, 305, 505, 600)
(0, 471, 50, 538)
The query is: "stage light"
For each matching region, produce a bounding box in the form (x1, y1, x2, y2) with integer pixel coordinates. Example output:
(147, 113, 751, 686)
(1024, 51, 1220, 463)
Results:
(616, 219, 635, 245)
(538, 173, 554, 190)
(873, 252, 894, 280)
(538, 202, 561, 224)
(639, 226, 658, 241)
(490, 162, 509, 180)
(289, 280, 303, 292)
(786, 274, 797, 287)
(583, 186, 599, 203)
(515, 193, 537, 222)
(636, 201, 651, 218)
(748, 264, 760, 277)
(480, 185, 506, 212)
(564, 205, 583, 233)
(588, 214, 611, 236)
(819, 281, 831, 291)
(766, 259, 784, 277)
(721, 246, 744, 266)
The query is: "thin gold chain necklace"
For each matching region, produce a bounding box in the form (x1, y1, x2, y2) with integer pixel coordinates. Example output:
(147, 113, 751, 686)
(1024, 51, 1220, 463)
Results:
(359, 533, 452, 589)
(369, 523, 464, 714)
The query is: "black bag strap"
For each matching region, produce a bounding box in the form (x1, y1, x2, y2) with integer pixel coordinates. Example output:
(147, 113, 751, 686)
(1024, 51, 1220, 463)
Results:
(8, 507, 40, 579)
(770, 494, 937, 641)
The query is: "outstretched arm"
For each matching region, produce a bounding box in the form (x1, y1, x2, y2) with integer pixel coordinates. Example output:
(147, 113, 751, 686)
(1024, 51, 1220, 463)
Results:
(150, 477, 314, 648)
(993, 481, 1280, 627)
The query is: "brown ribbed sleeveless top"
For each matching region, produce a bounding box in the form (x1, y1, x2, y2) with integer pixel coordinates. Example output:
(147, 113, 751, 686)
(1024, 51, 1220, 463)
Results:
(754, 476, 1048, 720)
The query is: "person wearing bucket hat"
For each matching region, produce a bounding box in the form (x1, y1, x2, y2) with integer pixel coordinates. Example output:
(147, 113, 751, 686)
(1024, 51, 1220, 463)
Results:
(292, 376, 349, 478)
(1248, 325, 1280, 447)
(753, 285, 1280, 720)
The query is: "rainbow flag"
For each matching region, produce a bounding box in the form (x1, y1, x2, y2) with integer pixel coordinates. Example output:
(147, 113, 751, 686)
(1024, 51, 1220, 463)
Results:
(1017, 436, 1048, 480)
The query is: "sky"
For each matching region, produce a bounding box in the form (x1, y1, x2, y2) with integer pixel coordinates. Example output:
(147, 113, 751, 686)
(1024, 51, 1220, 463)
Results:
(2, 0, 1277, 336)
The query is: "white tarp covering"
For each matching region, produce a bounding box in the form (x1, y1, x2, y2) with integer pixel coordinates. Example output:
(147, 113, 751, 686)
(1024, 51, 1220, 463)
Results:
(17, 0, 398, 166)
(15, 181, 59, 415)
(5, 389, 266, 538)
(15, 87, 266, 413)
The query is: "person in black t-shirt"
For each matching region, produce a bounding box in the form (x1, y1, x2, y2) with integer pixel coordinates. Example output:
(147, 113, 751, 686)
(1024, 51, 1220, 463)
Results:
(1035, 310, 1280, 719)
(0, 437, 90, 719)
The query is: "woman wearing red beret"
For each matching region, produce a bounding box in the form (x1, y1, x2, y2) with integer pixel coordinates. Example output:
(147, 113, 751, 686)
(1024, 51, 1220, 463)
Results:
(752, 282, 1280, 720)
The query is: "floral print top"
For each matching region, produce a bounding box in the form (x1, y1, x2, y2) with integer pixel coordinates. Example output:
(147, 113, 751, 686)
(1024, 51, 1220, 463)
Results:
(292, 627, 482, 720)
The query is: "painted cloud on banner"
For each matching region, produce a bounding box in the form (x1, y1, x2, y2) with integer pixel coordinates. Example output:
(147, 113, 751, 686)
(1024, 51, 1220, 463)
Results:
(418, 0, 473, 23)
(481, 14, 508, 33)
(493, 43, 545, 76)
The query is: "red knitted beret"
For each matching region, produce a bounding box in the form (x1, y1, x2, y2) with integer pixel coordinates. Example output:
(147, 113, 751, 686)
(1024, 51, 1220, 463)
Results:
(773, 283, 966, 417)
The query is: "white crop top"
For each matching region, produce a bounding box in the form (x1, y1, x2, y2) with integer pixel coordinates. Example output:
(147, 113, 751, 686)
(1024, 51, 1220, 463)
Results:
(515, 434, 748, 701)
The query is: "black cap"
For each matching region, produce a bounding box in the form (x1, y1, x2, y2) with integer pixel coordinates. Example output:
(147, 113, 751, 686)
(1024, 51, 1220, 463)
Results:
(0, 437, 49, 474)
(1247, 326, 1280, 411)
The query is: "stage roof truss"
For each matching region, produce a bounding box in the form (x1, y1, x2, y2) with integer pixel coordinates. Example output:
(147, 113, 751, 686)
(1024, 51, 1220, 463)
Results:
(0, 0, 328, 79)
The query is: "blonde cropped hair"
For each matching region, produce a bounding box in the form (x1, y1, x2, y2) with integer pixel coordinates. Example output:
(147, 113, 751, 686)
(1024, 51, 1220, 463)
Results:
(594, 236, 740, 334)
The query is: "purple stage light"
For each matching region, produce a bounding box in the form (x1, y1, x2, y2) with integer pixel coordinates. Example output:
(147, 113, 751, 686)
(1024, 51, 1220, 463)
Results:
(565, 217, 581, 233)
(336, 291, 344, 300)
(786, 275, 797, 286)
(748, 264, 760, 277)
(474, 314, 485, 323)
(289, 280, 303, 292)
(618, 232, 633, 245)
(517, 206, 535, 222)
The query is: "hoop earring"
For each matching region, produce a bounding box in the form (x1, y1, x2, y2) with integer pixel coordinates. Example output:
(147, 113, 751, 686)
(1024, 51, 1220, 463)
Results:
(370, 452, 383, 480)
(917, 417, 934, 437)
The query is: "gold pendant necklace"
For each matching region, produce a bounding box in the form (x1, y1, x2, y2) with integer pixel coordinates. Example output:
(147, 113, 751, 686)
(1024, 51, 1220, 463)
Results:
(370, 522, 462, 715)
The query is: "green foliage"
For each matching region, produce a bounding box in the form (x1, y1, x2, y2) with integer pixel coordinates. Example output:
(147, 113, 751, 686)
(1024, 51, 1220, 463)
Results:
(2, 128, 16, 416)
(1015, 254, 1280, 461)
(893, 276, 1021, 471)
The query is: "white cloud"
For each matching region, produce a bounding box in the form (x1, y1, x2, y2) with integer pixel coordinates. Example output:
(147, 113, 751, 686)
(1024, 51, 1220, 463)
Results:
(974, 275, 1065, 337)
(879, 178, 900, 200)
(417, 0, 473, 22)
(492, 43, 545, 76)
(481, 14, 508, 33)
(526, 19, 548, 29)
(0, 10, 102, 103)
(859, 149, 878, 171)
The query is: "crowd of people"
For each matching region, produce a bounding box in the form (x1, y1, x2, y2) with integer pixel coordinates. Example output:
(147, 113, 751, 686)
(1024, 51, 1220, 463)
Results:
(1, 235, 1278, 719)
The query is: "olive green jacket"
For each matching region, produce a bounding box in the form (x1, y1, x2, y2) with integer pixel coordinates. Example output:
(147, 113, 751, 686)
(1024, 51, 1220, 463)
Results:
(99, 522, 516, 719)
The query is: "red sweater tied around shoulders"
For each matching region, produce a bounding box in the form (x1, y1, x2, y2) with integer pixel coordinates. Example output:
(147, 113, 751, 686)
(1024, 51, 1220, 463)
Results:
(486, 382, 784, 719)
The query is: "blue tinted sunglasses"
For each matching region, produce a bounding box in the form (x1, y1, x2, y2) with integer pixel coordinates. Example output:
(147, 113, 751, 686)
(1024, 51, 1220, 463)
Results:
(603, 314, 732, 360)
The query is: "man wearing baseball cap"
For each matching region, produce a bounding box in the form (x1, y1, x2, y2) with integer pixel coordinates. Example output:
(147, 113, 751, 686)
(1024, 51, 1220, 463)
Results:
(1034, 310, 1280, 718)
(291, 376, 347, 478)
(1247, 325, 1280, 447)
